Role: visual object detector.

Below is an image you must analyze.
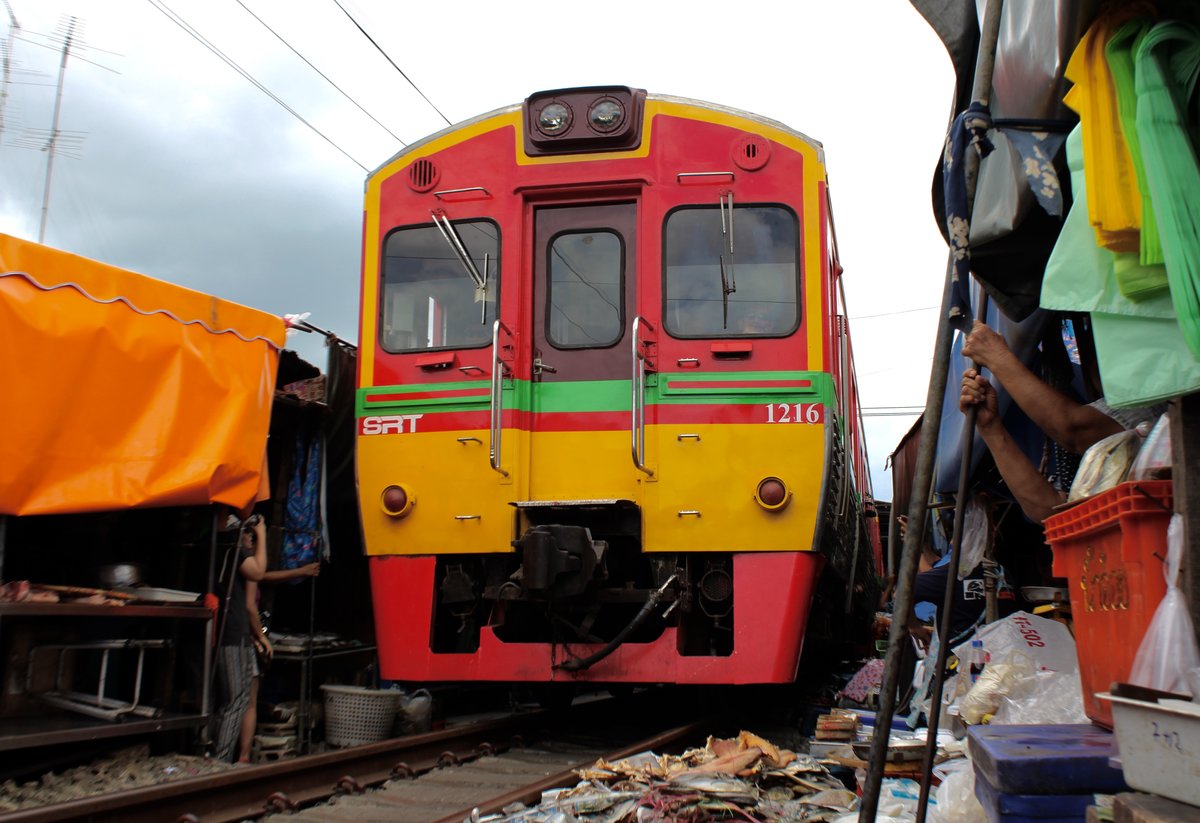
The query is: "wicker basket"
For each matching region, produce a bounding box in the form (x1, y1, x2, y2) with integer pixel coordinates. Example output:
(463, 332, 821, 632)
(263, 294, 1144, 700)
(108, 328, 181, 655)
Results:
(321, 685, 400, 747)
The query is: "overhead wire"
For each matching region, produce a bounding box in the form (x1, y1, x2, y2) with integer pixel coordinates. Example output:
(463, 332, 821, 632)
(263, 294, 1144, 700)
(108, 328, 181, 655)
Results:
(850, 305, 938, 320)
(143, 0, 368, 171)
(328, 0, 452, 127)
(231, 0, 407, 146)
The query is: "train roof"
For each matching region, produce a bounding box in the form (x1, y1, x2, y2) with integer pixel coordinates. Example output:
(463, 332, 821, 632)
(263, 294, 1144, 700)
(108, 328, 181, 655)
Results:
(367, 92, 825, 182)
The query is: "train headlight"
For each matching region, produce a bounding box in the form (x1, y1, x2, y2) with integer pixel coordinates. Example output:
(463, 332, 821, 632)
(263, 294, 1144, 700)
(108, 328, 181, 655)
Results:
(381, 484, 416, 518)
(536, 102, 572, 136)
(755, 477, 791, 511)
(588, 98, 624, 133)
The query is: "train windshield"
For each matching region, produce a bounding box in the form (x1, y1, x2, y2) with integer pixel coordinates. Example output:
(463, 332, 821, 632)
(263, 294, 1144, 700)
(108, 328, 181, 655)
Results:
(380, 220, 499, 351)
(663, 206, 799, 338)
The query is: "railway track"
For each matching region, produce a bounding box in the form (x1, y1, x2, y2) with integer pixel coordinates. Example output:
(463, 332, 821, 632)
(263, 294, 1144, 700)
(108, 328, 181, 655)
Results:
(1, 697, 705, 823)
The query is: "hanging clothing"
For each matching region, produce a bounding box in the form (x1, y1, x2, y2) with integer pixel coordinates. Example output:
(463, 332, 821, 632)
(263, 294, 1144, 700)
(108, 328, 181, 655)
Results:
(1134, 20, 1200, 360)
(282, 432, 323, 569)
(1107, 18, 1167, 272)
(1064, 6, 1151, 253)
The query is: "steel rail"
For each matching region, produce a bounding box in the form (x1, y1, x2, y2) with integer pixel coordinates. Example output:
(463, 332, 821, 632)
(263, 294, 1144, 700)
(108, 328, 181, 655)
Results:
(0, 712, 548, 823)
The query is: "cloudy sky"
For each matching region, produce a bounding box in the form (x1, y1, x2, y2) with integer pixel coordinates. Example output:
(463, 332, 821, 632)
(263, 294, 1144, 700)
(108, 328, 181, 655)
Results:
(1, 0, 956, 498)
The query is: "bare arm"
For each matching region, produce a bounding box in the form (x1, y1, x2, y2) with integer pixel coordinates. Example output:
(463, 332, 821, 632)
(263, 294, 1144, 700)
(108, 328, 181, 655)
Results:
(239, 519, 269, 581)
(961, 369, 1064, 523)
(962, 321, 1121, 453)
(261, 562, 320, 584)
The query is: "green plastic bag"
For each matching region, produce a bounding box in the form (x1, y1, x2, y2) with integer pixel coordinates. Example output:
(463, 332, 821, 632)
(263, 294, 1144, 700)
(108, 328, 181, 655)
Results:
(1092, 309, 1200, 408)
(1041, 126, 1173, 320)
(1107, 18, 1168, 277)
(1042, 125, 1200, 407)
(1135, 21, 1200, 359)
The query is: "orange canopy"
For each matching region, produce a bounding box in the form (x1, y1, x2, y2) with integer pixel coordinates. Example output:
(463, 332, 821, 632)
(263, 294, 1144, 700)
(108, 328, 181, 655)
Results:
(0, 234, 286, 516)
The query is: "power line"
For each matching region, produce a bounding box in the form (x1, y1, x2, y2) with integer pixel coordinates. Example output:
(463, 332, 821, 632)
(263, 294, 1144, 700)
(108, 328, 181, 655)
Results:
(850, 305, 938, 320)
(329, 0, 452, 127)
(144, 0, 367, 171)
(231, 0, 407, 146)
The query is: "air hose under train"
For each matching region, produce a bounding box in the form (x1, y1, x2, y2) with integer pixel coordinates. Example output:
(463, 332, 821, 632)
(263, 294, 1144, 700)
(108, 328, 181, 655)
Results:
(554, 575, 677, 672)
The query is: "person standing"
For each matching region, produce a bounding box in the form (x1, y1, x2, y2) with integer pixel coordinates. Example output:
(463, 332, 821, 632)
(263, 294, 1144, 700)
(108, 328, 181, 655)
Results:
(214, 514, 271, 763)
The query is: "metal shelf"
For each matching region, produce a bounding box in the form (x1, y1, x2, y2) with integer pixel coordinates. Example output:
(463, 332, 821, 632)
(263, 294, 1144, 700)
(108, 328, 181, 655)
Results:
(0, 602, 210, 619)
(0, 601, 214, 751)
(0, 712, 207, 751)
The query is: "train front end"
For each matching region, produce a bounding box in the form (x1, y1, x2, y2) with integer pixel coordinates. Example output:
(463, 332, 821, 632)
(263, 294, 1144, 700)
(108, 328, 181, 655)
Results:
(357, 87, 868, 685)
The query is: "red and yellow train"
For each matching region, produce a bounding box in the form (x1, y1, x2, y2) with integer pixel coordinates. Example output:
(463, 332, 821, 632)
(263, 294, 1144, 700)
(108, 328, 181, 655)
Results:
(356, 86, 880, 685)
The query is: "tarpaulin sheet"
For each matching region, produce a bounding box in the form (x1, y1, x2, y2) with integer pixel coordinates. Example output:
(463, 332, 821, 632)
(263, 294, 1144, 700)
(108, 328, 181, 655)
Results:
(0, 234, 285, 516)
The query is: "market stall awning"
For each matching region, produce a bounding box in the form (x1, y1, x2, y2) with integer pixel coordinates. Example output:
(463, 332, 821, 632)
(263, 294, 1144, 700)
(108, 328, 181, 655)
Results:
(0, 234, 286, 516)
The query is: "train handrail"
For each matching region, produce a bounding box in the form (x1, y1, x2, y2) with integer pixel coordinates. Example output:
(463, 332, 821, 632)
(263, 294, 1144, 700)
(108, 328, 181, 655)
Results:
(630, 317, 655, 477)
(489, 319, 512, 478)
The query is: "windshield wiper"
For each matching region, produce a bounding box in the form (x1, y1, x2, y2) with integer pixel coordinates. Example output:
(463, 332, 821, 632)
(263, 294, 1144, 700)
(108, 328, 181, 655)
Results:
(431, 210, 485, 288)
(431, 210, 489, 323)
(719, 192, 736, 328)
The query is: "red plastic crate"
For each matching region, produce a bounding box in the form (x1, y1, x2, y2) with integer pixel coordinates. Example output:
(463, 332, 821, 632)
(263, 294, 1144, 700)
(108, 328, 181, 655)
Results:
(1043, 480, 1173, 728)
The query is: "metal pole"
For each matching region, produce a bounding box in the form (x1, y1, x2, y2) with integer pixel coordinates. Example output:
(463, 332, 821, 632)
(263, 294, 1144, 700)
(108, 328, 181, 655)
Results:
(887, 495, 899, 578)
(914, 290, 989, 820)
(913, 0, 1005, 815)
(860, 1, 1004, 819)
(38, 16, 75, 244)
(200, 506, 220, 748)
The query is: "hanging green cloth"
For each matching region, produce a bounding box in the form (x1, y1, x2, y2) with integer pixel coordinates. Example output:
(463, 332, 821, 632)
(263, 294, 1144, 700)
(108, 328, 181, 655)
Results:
(1107, 18, 1170, 299)
(1134, 20, 1200, 359)
(1108, 19, 1165, 265)
(1042, 127, 1173, 320)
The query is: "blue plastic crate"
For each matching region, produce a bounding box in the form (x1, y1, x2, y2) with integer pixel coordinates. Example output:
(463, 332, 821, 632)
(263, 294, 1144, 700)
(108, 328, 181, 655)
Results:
(967, 724, 1127, 795)
(973, 771, 1093, 823)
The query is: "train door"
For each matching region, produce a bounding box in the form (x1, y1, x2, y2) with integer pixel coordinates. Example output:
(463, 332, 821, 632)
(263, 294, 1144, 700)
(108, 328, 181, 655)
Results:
(527, 202, 639, 501)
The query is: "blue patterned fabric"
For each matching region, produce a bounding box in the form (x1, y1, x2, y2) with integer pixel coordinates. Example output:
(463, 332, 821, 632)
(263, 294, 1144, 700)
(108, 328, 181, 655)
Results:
(1003, 128, 1067, 217)
(943, 102, 996, 331)
(282, 432, 322, 570)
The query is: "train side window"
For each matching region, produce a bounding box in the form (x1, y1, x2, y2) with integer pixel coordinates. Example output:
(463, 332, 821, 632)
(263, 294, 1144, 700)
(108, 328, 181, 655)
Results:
(663, 205, 799, 338)
(547, 230, 624, 348)
(380, 220, 499, 352)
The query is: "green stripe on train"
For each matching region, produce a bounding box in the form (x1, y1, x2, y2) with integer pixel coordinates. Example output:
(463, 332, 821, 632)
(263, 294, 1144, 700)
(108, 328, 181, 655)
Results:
(356, 372, 838, 417)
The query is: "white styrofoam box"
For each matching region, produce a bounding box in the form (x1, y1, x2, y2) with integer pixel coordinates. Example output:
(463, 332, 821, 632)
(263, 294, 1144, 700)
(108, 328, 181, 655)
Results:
(1100, 692, 1200, 807)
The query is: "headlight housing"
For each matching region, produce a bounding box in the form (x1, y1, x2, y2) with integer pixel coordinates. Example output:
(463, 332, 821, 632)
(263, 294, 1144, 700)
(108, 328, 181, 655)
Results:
(588, 98, 624, 133)
(536, 102, 572, 136)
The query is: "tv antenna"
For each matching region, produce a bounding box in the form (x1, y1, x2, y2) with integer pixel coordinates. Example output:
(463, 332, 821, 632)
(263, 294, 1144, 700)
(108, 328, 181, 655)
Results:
(0, 0, 20, 137)
(5, 14, 118, 243)
(37, 15, 78, 243)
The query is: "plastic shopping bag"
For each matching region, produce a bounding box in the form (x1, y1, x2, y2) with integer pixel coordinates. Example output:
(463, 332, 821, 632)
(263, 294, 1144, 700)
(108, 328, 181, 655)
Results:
(1130, 515, 1200, 695)
(953, 610, 1079, 674)
(958, 495, 988, 580)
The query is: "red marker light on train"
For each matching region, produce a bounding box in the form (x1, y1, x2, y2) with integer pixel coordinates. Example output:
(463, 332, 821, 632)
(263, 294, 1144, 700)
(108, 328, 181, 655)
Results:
(755, 477, 790, 511)
(381, 484, 415, 518)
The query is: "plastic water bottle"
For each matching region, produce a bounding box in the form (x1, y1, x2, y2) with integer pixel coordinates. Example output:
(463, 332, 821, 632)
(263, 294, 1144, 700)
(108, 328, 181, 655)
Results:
(969, 639, 985, 683)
